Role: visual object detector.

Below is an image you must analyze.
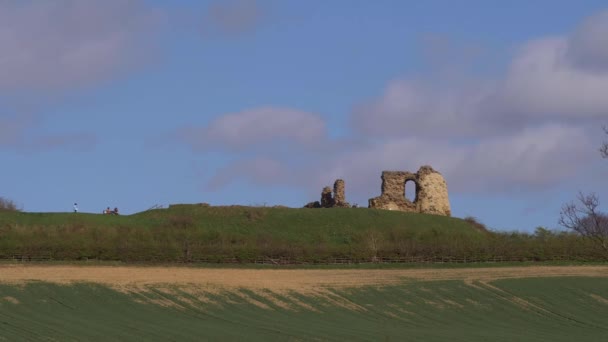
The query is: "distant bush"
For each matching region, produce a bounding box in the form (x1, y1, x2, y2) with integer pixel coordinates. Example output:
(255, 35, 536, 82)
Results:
(0, 197, 20, 212)
(463, 216, 488, 233)
(0, 207, 605, 263)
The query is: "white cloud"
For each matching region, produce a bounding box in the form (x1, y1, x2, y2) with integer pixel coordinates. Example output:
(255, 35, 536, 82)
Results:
(353, 10, 608, 140)
(184, 8, 607, 199)
(0, 111, 96, 151)
(179, 107, 327, 152)
(204, 122, 594, 200)
(0, 0, 163, 92)
(279, 120, 589, 193)
(321, 124, 594, 197)
(565, 10, 608, 73)
(494, 37, 608, 120)
(206, 157, 294, 191)
(457, 124, 594, 191)
(201, 0, 263, 36)
(351, 80, 494, 139)
(0, 124, 97, 151)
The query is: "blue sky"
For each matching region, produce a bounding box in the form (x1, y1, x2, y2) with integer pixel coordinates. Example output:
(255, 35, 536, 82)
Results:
(1, 0, 608, 232)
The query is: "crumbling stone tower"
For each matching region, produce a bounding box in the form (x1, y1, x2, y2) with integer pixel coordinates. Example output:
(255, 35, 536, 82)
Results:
(320, 186, 333, 207)
(305, 179, 350, 208)
(368, 165, 451, 216)
(333, 179, 348, 207)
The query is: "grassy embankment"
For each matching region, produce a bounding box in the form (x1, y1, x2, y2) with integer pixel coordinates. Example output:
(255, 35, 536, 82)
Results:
(0, 204, 603, 263)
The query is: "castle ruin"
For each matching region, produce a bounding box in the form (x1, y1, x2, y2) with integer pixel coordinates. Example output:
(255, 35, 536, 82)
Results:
(304, 165, 451, 216)
(305, 179, 351, 208)
(368, 166, 451, 216)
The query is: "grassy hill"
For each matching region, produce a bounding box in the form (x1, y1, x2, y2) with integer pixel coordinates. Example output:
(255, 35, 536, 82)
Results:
(0, 205, 601, 263)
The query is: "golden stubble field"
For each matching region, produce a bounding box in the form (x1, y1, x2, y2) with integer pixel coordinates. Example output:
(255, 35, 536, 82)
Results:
(2, 264, 608, 341)
(1, 265, 607, 291)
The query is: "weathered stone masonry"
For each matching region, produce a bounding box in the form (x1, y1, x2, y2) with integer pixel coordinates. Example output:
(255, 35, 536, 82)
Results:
(368, 165, 451, 216)
(304, 165, 450, 216)
(305, 179, 350, 208)
(333, 179, 346, 206)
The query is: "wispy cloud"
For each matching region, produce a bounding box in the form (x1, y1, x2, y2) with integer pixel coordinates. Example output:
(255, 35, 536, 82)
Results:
(350, 79, 495, 139)
(178, 107, 328, 152)
(565, 10, 608, 73)
(0, 112, 97, 151)
(201, 0, 263, 37)
(352, 14, 608, 140)
(491, 36, 608, 121)
(175, 8, 608, 198)
(0, 0, 164, 93)
(206, 157, 295, 191)
(0, 0, 163, 153)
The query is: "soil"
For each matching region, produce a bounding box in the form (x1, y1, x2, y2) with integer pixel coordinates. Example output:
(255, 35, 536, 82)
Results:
(1, 265, 607, 291)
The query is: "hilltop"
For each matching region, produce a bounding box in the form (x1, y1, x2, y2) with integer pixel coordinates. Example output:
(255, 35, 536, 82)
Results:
(0, 204, 601, 263)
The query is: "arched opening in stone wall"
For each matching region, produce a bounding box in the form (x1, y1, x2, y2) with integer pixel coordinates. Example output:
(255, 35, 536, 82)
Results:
(404, 180, 418, 203)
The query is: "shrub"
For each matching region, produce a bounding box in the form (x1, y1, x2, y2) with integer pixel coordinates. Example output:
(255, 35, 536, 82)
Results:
(0, 197, 20, 212)
(464, 216, 488, 233)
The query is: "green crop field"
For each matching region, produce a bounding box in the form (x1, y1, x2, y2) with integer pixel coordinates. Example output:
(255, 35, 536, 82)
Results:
(1, 266, 608, 341)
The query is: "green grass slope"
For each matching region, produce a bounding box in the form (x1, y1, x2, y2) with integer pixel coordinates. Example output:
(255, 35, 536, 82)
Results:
(0, 206, 490, 262)
(0, 205, 601, 262)
(1, 277, 608, 341)
(0, 205, 476, 235)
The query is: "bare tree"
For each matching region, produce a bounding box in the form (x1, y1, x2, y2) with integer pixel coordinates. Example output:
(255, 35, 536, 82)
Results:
(601, 126, 608, 159)
(559, 192, 608, 253)
(559, 127, 608, 254)
(0, 197, 20, 212)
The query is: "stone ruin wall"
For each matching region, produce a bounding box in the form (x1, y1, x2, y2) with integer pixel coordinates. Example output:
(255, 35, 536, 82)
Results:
(368, 165, 451, 216)
(305, 179, 350, 208)
(304, 165, 450, 216)
(320, 186, 333, 207)
(333, 179, 346, 205)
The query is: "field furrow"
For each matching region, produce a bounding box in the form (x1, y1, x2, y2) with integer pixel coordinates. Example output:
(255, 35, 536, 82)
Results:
(1, 265, 608, 341)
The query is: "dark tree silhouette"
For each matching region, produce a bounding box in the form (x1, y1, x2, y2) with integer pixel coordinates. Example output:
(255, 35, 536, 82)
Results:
(559, 192, 608, 253)
(0, 197, 20, 211)
(601, 126, 608, 159)
(559, 127, 608, 255)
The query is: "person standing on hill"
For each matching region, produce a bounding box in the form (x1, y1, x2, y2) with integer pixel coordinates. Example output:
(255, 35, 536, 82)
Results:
(73, 203, 78, 213)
